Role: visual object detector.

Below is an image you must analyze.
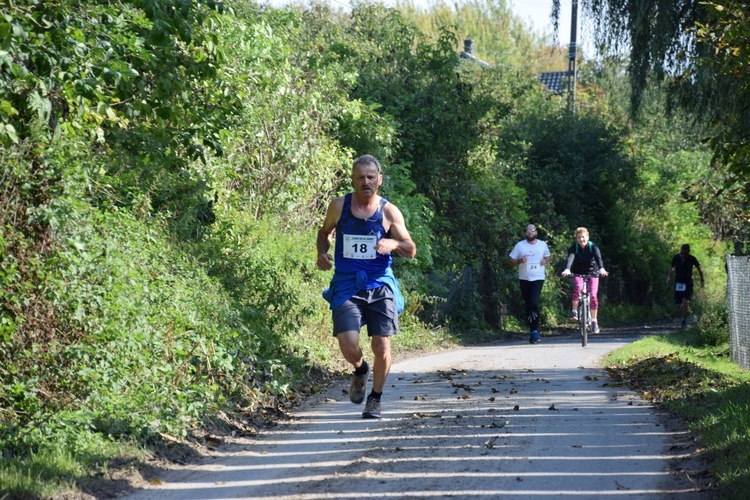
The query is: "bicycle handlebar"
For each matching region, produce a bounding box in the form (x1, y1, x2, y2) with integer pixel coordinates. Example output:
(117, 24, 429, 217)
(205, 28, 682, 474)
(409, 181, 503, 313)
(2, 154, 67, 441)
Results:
(568, 273, 600, 278)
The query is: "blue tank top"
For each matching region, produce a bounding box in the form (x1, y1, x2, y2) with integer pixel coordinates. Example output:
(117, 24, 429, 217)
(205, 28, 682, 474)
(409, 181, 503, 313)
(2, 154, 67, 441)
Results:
(334, 193, 392, 287)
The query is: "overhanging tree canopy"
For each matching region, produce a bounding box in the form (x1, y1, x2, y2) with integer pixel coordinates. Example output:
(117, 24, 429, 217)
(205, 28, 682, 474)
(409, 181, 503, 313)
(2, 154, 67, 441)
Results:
(552, 1, 750, 211)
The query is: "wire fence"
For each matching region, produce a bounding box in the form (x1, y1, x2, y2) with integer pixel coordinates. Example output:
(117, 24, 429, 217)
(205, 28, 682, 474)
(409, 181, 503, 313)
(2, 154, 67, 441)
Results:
(727, 254, 750, 369)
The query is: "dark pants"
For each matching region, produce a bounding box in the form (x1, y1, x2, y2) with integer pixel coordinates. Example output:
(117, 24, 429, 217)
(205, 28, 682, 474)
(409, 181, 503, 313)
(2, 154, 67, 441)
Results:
(519, 279, 544, 332)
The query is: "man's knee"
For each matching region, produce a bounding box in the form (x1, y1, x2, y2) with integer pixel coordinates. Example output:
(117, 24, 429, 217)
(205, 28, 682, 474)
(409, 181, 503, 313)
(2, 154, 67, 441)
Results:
(370, 336, 391, 358)
(337, 330, 360, 354)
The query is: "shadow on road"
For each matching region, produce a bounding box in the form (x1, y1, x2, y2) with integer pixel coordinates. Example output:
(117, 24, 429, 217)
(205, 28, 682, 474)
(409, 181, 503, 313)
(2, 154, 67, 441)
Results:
(125, 334, 714, 499)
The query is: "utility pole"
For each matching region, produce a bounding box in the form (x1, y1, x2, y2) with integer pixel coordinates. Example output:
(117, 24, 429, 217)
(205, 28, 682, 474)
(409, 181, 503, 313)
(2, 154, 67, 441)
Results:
(567, 0, 578, 113)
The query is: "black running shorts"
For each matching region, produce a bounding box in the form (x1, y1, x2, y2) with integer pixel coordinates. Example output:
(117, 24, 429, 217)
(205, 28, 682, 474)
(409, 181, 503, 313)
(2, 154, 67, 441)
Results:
(332, 285, 398, 337)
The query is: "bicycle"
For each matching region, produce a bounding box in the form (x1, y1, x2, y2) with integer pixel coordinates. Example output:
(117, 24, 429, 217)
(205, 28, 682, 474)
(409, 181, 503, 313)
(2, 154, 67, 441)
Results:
(572, 274, 596, 347)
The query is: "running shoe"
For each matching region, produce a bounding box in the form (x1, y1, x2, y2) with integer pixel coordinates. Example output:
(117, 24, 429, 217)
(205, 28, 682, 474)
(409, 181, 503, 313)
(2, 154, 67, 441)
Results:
(570, 311, 578, 322)
(591, 320, 600, 334)
(362, 396, 382, 419)
(349, 365, 368, 404)
(529, 330, 541, 344)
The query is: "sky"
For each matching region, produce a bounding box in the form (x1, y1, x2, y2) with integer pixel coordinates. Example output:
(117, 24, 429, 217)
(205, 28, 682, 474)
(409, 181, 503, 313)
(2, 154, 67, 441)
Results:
(510, 0, 574, 47)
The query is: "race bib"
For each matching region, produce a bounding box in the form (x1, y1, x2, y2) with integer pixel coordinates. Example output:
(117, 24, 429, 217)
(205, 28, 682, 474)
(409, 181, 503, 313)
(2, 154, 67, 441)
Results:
(675, 282, 687, 292)
(528, 263, 539, 271)
(343, 234, 377, 260)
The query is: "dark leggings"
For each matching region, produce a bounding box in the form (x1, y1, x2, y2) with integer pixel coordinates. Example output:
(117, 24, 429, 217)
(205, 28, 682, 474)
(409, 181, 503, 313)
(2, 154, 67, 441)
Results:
(520, 279, 544, 332)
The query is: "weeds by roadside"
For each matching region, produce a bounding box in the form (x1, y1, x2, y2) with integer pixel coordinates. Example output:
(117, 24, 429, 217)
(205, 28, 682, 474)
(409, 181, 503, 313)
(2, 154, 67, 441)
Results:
(604, 327, 749, 497)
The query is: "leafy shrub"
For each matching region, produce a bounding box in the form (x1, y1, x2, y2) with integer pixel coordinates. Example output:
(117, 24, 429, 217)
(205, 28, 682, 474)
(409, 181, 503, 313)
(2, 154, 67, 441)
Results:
(697, 300, 729, 347)
(1, 206, 312, 458)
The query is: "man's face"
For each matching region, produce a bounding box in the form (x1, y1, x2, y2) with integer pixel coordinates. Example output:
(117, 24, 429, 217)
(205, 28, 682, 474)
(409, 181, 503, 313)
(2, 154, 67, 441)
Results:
(577, 232, 589, 246)
(351, 163, 382, 196)
(525, 226, 537, 242)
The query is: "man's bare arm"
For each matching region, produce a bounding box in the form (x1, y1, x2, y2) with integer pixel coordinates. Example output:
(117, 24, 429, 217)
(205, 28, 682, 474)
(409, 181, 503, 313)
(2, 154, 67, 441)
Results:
(380, 204, 416, 259)
(316, 198, 343, 270)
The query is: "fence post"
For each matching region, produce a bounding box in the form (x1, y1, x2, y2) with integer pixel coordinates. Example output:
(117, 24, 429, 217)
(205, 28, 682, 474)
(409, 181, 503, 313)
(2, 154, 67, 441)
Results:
(727, 254, 750, 369)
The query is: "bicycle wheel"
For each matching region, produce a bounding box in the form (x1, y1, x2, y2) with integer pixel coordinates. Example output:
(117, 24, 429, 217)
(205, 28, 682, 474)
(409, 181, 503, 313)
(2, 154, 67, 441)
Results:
(579, 298, 589, 347)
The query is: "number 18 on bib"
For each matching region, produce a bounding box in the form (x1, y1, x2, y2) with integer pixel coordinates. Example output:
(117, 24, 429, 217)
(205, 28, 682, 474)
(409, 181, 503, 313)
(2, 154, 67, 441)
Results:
(343, 234, 377, 260)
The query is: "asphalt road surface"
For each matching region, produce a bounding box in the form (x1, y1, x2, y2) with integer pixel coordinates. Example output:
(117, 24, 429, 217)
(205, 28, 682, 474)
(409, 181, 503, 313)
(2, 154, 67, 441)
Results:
(125, 325, 714, 499)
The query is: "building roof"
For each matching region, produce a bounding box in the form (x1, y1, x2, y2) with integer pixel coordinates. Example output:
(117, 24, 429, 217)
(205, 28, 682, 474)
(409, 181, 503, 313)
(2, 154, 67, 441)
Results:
(538, 71, 569, 95)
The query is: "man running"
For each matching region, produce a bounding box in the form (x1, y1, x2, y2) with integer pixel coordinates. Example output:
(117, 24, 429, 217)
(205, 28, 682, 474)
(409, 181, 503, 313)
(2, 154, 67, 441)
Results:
(316, 154, 417, 418)
(509, 224, 551, 344)
(666, 244, 704, 328)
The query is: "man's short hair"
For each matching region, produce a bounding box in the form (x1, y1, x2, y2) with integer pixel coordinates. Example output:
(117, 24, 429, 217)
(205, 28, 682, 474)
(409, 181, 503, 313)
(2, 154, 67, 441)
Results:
(352, 154, 381, 173)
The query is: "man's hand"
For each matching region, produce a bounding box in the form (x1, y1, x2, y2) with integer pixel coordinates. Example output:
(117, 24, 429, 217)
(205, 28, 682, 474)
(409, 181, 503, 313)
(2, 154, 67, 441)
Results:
(375, 238, 400, 255)
(317, 253, 333, 271)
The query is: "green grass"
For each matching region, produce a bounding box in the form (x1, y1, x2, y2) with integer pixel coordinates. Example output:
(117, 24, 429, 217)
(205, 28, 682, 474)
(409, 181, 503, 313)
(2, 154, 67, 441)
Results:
(0, 440, 145, 499)
(604, 327, 750, 497)
(0, 449, 80, 499)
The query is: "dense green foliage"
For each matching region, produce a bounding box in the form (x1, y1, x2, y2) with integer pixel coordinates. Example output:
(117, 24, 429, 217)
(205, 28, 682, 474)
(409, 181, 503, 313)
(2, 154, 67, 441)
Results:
(0, 0, 344, 488)
(561, 0, 750, 242)
(397, 0, 567, 71)
(0, 0, 739, 496)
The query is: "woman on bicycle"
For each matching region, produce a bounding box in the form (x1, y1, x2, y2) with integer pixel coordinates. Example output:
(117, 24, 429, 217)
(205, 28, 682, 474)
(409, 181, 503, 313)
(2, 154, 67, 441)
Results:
(561, 227, 609, 333)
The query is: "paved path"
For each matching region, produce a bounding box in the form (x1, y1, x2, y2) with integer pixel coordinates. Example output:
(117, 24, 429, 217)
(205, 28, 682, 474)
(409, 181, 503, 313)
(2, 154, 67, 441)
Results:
(125, 327, 712, 499)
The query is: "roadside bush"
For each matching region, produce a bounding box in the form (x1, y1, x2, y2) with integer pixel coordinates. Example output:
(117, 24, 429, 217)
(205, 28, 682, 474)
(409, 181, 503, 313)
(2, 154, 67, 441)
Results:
(603, 303, 670, 325)
(697, 300, 730, 347)
(194, 212, 339, 370)
(1, 206, 303, 460)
